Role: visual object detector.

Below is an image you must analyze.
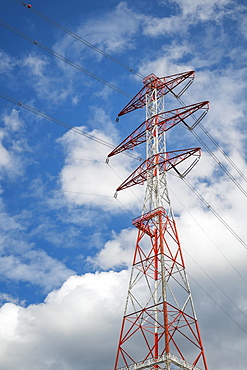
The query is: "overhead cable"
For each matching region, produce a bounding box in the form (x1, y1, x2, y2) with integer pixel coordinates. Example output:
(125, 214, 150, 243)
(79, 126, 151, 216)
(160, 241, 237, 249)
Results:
(106, 164, 247, 333)
(8, 1, 247, 193)
(182, 177, 247, 250)
(191, 129, 247, 197)
(197, 121, 247, 182)
(173, 93, 247, 185)
(12, 0, 144, 79)
(4, 13, 246, 197)
(0, 20, 132, 99)
(188, 273, 247, 335)
(169, 184, 247, 285)
(184, 249, 247, 320)
(0, 178, 115, 198)
(2, 10, 246, 252)
(0, 92, 141, 160)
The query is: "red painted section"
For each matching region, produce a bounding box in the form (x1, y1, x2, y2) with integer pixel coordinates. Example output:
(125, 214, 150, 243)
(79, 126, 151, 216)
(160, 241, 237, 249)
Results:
(118, 71, 195, 117)
(113, 72, 209, 370)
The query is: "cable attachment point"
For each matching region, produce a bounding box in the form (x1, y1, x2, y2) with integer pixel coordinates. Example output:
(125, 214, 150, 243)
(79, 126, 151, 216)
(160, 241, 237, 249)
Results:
(114, 191, 118, 199)
(105, 157, 109, 164)
(116, 117, 119, 123)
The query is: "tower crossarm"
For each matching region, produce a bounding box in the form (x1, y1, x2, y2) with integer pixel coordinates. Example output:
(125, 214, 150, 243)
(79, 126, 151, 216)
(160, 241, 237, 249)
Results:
(118, 71, 195, 117)
(108, 101, 209, 158)
(116, 148, 201, 192)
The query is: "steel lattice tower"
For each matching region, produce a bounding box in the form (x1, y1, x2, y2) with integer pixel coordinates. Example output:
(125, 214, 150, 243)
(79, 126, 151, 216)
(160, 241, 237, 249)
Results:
(107, 71, 209, 370)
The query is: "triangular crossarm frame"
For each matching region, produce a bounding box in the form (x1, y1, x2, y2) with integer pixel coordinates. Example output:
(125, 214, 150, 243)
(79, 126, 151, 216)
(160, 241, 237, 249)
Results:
(108, 101, 209, 158)
(116, 148, 201, 192)
(118, 71, 195, 117)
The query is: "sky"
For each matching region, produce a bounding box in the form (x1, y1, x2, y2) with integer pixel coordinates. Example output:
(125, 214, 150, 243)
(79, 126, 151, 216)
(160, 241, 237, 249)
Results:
(0, 0, 247, 369)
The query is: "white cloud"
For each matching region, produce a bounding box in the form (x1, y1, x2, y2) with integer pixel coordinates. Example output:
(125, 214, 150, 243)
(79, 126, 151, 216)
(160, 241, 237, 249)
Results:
(58, 125, 144, 212)
(90, 227, 137, 269)
(143, 0, 234, 37)
(2, 108, 24, 132)
(138, 42, 193, 77)
(23, 54, 47, 77)
(0, 197, 74, 292)
(0, 141, 11, 169)
(0, 293, 24, 306)
(53, 2, 142, 64)
(0, 250, 74, 293)
(169, 0, 232, 19)
(21, 53, 71, 104)
(0, 270, 128, 370)
(239, 15, 247, 38)
(0, 268, 245, 369)
(0, 109, 25, 175)
(0, 50, 17, 73)
(80, 2, 141, 54)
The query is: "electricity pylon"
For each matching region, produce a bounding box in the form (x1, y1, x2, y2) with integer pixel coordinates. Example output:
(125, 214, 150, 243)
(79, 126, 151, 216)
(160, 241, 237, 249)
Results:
(108, 71, 209, 370)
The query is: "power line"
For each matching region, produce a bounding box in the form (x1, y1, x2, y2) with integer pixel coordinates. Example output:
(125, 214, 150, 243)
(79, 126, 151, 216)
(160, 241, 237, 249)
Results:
(184, 249, 247, 320)
(106, 168, 247, 335)
(172, 93, 247, 187)
(6, 1, 247, 196)
(188, 273, 247, 335)
(169, 183, 247, 285)
(191, 129, 247, 197)
(12, 0, 144, 79)
(2, 16, 246, 200)
(3, 0, 247, 261)
(0, 92, 141, 161)
(0, 20, 132, 99)
(2, 80, 246, 255)
(5, 0, 247, 340)
(197, 121, 247, 182)
(0, 177, 114, 198)
(9, 147, 107, 163)
(182, 176, 247, 250)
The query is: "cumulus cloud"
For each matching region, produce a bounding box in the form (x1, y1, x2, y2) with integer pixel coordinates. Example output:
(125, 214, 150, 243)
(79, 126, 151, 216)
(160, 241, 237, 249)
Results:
(0, 248, 74, 293)
(89, 227, 137, 269)
(0, 268, 245, 370)
(58, 124, 144, 212)
(0, 271, 128, 370)
(1, 1, 247, 369)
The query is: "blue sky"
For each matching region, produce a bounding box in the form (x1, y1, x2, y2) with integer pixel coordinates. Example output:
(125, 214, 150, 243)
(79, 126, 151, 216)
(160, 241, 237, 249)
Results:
(0, 0, 247, 369)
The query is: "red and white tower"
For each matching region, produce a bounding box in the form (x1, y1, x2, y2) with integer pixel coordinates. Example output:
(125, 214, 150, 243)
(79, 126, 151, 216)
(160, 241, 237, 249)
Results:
(108, 71, 209, 370)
